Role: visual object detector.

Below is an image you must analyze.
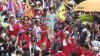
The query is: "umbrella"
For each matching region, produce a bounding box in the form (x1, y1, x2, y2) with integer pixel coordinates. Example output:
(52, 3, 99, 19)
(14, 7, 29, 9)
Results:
(73, 0, 100, 12)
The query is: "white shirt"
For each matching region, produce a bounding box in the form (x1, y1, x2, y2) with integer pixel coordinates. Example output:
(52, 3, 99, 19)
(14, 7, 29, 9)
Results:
(34, 25, 41, 34)
(91, 40, 100, 47)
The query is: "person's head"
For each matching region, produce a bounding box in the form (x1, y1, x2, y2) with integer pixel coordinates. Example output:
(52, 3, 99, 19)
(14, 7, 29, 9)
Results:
(82, 28, 87, 34)
(40, 43, 47, 50)
(74, 39, 80, 45)
(16, 50, 22, 56)
(56, 36, 61, 42)
(2, 11, 7, 15)
(85, 23, 90, 30)
(4, 18, 8, 23)
(2, 42, 8, 49)
(34, 50, 40, 56)
(35, 20, 39, 26)
(65, 20, 70, 25)
(83, 42, 89, 50)
(64, 31, 70, 41)
(0, 37, 4, 46)
(9, 45, 16, 53)
(5, 35, 10, 42)
(74, 26, 79, 32)
(76, 19, 81, 24)
(31, 38, 37, 46)
(24, 16, 29, 21)
(49, 7, 54, 14)
(10, 17, 14, 24)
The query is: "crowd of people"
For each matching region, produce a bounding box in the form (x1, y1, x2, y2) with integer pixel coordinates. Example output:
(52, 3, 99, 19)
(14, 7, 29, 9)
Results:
(0, 0, 100, 56)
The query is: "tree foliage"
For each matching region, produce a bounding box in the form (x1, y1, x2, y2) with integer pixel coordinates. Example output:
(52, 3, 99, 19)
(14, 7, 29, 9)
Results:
(78, 14, 93, 23)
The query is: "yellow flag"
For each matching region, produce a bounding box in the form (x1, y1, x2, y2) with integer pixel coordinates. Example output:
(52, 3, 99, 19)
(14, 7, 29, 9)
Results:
(57, 2, 66, 22)
(25, 1, 33, 18)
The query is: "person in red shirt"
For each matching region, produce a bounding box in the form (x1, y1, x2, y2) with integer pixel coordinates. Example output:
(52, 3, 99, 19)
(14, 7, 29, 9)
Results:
(70, 39, 84, 56)
(54, 43, 66, 56)
(82, 42, 93, 56)
(62, 31, 73, 56)
(64, 21, 71, 33)
(0, 3, 3, 12)
(40, 21, 48, 37)
(7, 18, 20, 36)
(17, 29, 31, 51)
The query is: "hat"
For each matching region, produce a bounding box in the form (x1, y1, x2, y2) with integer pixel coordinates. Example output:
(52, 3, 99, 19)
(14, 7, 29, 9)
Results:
(19, 29, 25, 33)
(82, 28, 87, 33)
(36, 1, 41, 4)
(31, 3, 35, 6)
(35, 15, 39, 19)
(64, 31, 70, 35)
(22, 2, 26, 4)
(10, 13, 15, 17)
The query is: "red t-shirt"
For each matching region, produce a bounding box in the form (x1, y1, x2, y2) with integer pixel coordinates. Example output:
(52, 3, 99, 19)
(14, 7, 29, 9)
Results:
(83, 49, 93, 56)
(63, 43, 72, 56)
(0, 6, 3, 12)
(18, 35, 31, 50)
(71, 46, 84, 56)
(40, 24, 48, 37)
(8, 24, 20, 36)
(54, 52, 66, 56)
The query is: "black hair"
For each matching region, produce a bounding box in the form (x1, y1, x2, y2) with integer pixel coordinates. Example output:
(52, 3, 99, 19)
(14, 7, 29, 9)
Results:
(70, 51, 77, 56)
(22, 51, 30, 56)
(76, 39, 80, 45)
(34, 50, 40, 56)
(8, 45, 15, 53)
(16, 50, 22, 55)
(2, 42, 8, 49)
(49, 7, 54, 11)
(65, 20, 70, 25)
(0, 37, 4, 43)
(2, 11, 7, 15)
(35, 20, 38, 24)
(42, 50, 50, 56)
(83, 42, 89, 49)
(4, 18, 8, 22)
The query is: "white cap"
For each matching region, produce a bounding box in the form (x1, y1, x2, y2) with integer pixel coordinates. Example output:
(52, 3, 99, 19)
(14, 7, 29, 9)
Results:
(64, 31, 70, 35)
(82, 28, 87, 32)
(36, 1, 41, 4)
(31, 3, 35, 5)
(35, 15, 39, 19)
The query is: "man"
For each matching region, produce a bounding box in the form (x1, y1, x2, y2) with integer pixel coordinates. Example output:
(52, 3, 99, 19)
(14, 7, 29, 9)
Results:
(54, 44, 66, 56)
(7, 18, 20, 36)
(62, 31, 74, 56)
(46, 7, 57, 39)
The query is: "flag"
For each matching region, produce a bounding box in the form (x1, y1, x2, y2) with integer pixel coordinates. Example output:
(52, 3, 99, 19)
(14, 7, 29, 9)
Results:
(18, 2, 23, 15)
(42, 0, 46, 9)
(25, 1, 33, 18)
(50, 0, 55, 7)
(57, 2, 66, 22)
(12, 0, 19, 12)
(57, 0, 69, 22)
(8, 0, 13, 11)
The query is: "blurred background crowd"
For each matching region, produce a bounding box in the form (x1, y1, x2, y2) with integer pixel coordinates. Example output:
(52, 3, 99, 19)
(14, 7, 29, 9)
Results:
(0, 0, 100, 56)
